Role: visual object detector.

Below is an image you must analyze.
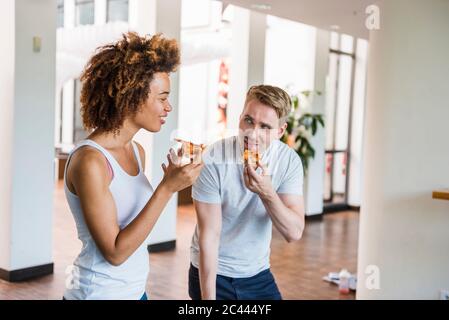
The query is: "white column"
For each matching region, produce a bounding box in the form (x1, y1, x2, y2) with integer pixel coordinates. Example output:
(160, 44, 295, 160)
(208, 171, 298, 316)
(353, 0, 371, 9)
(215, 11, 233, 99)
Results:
(129, 0, 181, 246)
(227, 7, 249, 133)
(357, 0, 449, 299)
(129, 0, 156, 180)
(64, 0, 75, 28)
(247, 11, 266, 88)
(304, 29, 329, 216)
(142, 0, 182, 246)
(0, 0, 56, 279)
(128, 0, 156, 35)
(94, 0, 107, 25)
(227, 7, 266, 134)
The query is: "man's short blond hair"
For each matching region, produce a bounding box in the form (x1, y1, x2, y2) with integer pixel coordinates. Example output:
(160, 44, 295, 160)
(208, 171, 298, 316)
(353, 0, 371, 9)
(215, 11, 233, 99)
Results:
(244, 85, 292, 121)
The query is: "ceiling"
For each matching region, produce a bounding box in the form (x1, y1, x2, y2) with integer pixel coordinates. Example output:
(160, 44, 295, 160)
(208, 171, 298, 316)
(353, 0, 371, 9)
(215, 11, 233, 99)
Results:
(222, 0, 376, 39)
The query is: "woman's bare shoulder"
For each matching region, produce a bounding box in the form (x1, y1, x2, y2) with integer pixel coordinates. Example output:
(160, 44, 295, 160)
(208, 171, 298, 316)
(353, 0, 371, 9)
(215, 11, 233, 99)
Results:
(66, 146, 110, 191)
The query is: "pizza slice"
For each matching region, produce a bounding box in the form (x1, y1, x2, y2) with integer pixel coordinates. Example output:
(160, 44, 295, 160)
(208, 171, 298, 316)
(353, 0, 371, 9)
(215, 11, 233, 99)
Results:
(243, 136, 260, 169)
(175, 138, 207, 164)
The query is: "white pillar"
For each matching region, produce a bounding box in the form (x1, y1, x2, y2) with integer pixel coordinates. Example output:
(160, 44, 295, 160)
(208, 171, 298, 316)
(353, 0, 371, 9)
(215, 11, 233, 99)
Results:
(357, 0, 449, 299)
(128, 0, 156, 35)
(227, 7, 249, 133)
(137, 0, 182, 246)
(128, 0, 156, 180)
(304, 29, 329, 216)
(94, 0, 107, 25)
(247, 11, 266, 88)
(227, 7, 266, 134)
(64, 0, 75, 28)
(128, 0, 181, 247)
(0, 0, 56, 280)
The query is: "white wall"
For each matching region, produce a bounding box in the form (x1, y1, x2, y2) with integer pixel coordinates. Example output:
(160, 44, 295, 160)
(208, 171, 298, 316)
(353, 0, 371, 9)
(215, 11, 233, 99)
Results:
(0, 0, 16, 271)
(357, 0, 449, 299)
(0, 0, 56, 271)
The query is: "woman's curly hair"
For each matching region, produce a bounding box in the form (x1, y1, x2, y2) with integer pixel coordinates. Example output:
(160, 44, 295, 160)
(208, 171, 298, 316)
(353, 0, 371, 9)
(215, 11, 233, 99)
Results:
(80, 32, 180, 133)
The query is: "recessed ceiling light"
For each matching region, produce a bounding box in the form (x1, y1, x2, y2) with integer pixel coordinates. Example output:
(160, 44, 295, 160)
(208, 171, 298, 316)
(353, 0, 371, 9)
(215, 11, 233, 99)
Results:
(251, 3, 271, 10)
(330, 25, 340, 30)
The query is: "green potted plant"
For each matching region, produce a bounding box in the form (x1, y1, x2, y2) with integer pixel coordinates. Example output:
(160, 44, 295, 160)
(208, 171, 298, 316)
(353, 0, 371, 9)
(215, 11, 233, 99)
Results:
(281, 90, 324, 174)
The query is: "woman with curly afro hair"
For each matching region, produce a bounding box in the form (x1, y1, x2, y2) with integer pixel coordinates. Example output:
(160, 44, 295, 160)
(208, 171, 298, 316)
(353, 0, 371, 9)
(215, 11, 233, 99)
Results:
(63, 32, 203, 300)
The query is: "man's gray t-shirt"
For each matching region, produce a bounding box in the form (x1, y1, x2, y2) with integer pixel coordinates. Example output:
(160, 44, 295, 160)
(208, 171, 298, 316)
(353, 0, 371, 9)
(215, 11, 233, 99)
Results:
(190, 136, 303, 278)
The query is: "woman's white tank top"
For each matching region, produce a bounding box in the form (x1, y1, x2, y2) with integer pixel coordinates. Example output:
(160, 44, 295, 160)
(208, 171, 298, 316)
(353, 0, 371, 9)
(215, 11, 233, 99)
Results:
(63, 139, 153, 300)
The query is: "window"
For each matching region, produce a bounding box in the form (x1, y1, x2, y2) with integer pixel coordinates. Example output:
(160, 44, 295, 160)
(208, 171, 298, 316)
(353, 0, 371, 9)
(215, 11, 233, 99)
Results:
(324, 33, 359, 209)
(75, 0, 95, 26)
(107, 0, 129, 22)
(57, 0, 64, 28)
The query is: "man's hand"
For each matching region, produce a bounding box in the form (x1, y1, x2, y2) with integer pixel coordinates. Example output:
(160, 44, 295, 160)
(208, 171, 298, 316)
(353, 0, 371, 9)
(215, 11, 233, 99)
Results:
(243, 161, 275, 199)
(243, 161, 305, 243)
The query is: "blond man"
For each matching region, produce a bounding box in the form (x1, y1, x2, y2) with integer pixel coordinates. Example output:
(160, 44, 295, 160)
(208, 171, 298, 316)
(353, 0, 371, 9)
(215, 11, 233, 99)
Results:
(189, 85, 305, 300)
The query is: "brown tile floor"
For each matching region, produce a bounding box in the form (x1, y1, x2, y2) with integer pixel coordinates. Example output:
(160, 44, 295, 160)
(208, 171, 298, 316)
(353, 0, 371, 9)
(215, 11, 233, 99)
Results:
(0, 181, 358, 300)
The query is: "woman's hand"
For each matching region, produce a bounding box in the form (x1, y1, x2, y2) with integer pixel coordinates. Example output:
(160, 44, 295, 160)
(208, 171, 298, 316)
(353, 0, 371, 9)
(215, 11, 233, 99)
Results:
(160, 147, 204, 193)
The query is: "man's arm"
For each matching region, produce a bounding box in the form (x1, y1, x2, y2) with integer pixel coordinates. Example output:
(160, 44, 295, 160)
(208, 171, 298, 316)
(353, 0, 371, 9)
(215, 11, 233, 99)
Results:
(260, 191, 305, 242)
(243, 163, 305, 242)
(194, 200, 222, 300)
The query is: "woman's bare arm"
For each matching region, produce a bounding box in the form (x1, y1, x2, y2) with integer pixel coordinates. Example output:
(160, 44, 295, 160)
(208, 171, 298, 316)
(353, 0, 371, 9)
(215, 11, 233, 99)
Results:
(68, 146, 202, 266)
